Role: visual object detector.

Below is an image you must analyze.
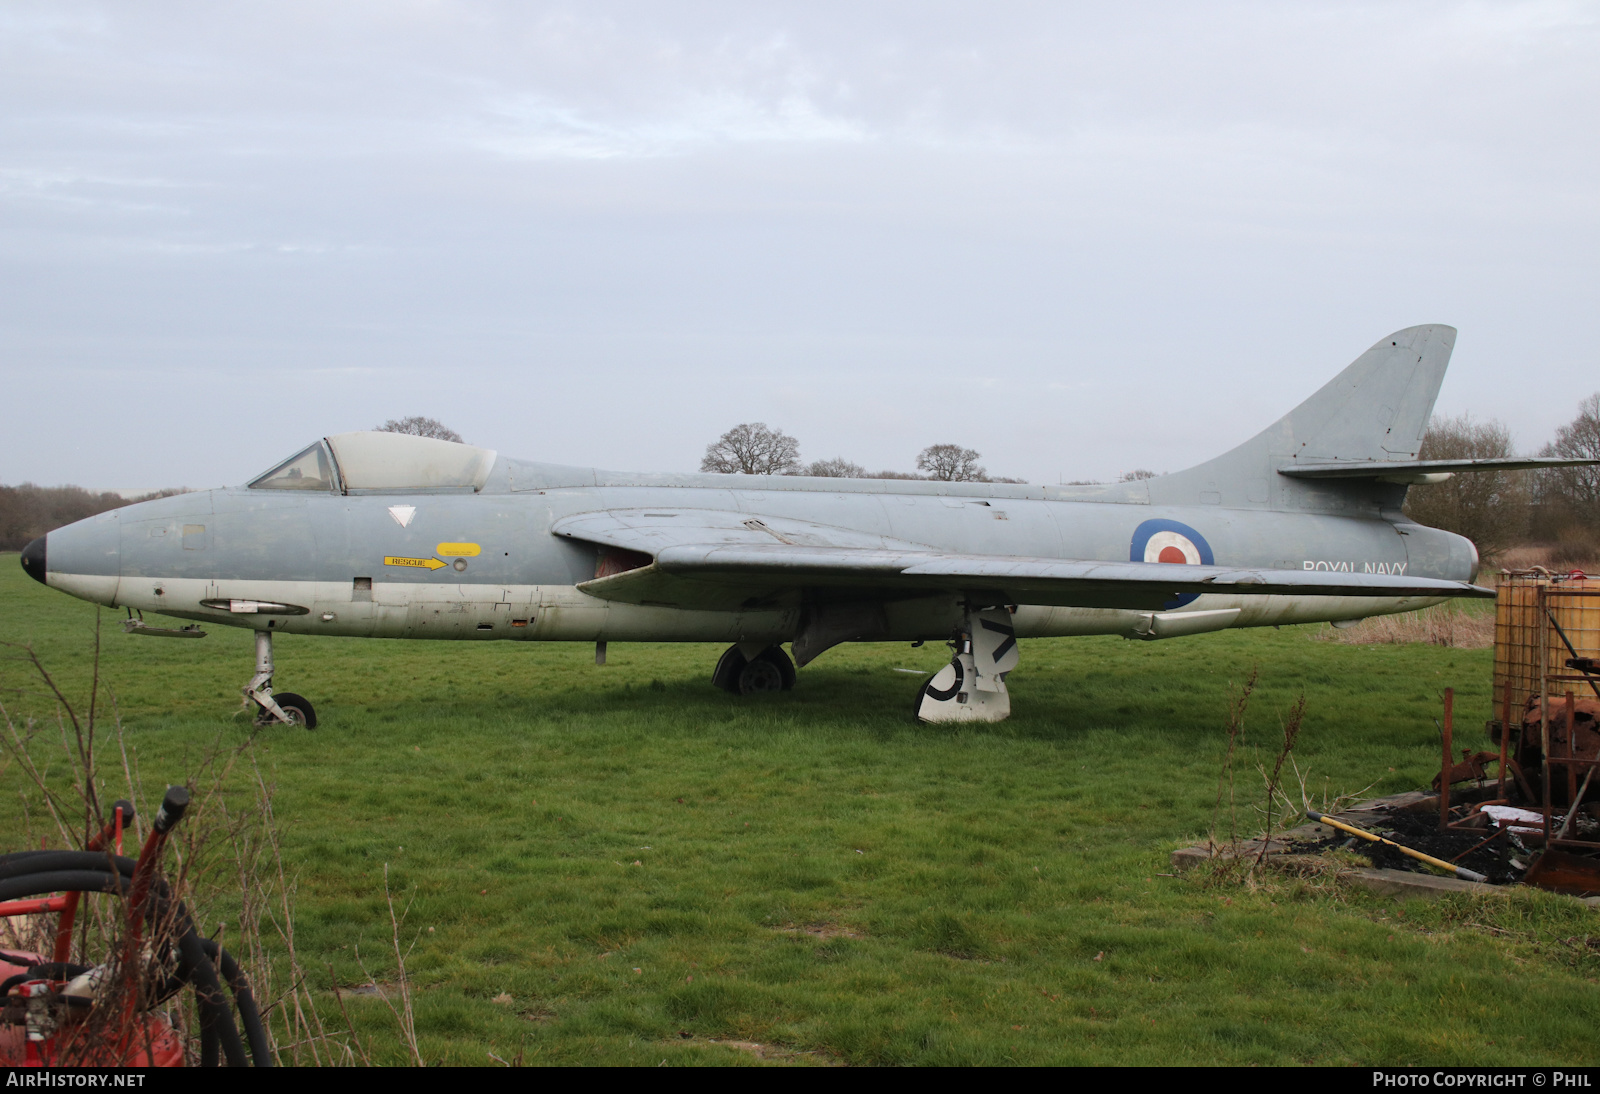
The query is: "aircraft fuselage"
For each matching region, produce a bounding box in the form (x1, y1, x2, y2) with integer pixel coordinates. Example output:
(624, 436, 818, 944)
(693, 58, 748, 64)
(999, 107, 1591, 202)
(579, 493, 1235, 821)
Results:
(36, 466, 1474, 648)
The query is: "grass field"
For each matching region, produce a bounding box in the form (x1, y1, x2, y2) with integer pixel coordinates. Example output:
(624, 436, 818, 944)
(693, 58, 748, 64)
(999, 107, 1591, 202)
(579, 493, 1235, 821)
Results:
(3, 556, 1597, 1066)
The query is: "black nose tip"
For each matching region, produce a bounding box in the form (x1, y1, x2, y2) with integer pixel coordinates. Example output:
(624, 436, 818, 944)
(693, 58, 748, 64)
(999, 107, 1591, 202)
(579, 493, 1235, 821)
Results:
(20, 536, 46, 585)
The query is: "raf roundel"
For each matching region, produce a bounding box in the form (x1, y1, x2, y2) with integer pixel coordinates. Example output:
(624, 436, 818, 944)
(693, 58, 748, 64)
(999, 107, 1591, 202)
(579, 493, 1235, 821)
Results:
(1143, 530, 1203, 566)
(1129, 519, 1214, 609)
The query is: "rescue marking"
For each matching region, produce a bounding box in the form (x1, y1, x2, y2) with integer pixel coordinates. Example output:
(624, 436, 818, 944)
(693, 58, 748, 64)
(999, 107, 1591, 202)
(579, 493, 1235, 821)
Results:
(384, 555, 448, 571)
(436, 542, 481, 557)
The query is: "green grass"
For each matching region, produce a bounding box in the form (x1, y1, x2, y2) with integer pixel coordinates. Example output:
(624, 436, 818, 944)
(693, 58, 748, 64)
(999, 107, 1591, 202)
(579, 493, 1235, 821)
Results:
(2, 555, 1596, 1066)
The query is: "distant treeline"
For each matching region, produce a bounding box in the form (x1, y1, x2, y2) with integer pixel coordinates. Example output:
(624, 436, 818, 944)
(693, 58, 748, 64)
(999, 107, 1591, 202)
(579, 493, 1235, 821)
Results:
(1402, 393, 1599, 563)
(0, 484, 187, 552)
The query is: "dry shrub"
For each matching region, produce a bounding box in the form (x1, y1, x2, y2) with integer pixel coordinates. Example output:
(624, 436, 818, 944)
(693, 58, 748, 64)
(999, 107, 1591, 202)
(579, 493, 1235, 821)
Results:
(1497, 539, 1600, 575)
(1315, 604, 1493, 649)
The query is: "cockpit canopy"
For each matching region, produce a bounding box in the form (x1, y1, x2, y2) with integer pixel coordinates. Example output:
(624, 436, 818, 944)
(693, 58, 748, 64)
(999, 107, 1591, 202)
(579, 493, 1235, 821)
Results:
(248, 432, 498, 494)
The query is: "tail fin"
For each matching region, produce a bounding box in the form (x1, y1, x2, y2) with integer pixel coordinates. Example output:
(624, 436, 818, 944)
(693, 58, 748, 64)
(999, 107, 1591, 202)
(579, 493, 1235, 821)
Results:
(1149, 324, 1456, 511)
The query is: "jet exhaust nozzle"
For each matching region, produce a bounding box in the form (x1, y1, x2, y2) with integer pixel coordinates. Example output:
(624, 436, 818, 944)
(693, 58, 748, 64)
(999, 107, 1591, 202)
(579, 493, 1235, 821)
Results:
(20, 536, 46, 585)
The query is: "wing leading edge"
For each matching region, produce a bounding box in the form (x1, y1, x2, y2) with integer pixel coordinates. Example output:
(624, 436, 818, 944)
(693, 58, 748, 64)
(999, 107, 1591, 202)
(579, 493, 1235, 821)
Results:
(553, 509, 1490, 613)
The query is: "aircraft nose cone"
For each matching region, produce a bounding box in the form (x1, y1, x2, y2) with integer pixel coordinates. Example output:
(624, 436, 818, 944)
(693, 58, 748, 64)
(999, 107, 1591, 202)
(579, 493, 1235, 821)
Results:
(20, 536, 47, 585)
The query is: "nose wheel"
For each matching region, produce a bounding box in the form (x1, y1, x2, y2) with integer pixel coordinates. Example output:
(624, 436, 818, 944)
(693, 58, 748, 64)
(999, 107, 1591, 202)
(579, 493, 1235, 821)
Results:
(244, 630, 318, 728)
(257, 691, 317, 728)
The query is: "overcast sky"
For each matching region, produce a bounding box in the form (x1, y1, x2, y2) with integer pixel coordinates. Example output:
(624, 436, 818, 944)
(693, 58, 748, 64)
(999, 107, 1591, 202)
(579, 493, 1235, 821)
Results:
(2, 2, 1597, 490)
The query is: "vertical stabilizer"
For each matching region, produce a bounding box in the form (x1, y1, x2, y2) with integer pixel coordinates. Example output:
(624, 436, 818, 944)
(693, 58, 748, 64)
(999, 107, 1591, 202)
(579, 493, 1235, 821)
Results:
(1149, 325, 1456, 512)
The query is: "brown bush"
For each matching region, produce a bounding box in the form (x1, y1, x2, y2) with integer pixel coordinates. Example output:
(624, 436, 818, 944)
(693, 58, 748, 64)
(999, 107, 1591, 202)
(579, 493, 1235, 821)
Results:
(1497, 540, 1600, 576)
(1314, 604, 1494, 648)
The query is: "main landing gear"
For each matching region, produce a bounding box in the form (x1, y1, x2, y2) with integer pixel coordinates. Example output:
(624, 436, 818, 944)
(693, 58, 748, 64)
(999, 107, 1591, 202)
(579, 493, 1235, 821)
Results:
(244, 629, 317, 728)
(712, 644, 797, 695)
(915, 607, 1019, 724)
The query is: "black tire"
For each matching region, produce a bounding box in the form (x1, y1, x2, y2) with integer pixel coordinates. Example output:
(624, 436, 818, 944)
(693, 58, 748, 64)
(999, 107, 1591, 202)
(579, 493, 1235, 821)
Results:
(265, 692, 317, 729)
(737, 657, 785, 695)
(753, 646, 796, 691)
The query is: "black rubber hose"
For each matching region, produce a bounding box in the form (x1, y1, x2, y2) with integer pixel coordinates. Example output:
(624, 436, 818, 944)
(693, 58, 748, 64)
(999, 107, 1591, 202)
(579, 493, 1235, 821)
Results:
(200, 1015, 219, 1069)
(200, 939, 272, 1067)
(0, 850, 138, 881)
(0, 870, 131, 902)
(174, 926, 247, 1068)
(0, 866, 252, 1067)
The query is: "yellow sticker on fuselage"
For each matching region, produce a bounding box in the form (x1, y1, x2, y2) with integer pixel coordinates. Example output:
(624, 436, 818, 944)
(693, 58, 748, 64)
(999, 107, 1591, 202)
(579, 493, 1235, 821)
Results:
(436, 542, 481, 557)
(384, 556, 448, 571)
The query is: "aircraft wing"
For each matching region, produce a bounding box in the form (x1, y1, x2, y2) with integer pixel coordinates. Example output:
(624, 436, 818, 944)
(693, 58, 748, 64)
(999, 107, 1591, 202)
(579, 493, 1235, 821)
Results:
(553, 509, 1491, 612)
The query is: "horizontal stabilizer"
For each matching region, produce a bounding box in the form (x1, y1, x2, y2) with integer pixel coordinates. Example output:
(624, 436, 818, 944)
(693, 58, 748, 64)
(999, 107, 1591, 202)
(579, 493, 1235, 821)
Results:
(1280, 457, 1600, 481)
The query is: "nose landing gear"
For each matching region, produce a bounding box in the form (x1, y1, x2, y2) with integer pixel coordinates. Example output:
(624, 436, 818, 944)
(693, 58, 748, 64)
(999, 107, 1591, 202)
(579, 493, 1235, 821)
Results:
(244, 630, 318, 728)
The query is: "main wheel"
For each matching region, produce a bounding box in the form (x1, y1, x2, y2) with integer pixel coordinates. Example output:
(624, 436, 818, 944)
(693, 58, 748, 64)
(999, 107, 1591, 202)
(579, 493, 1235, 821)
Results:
(737, 657, 785, 694)
(914, 659, 963, 720)
(753, 646, 796, 691)
(263, 692, 317, 729)
(713, 645, 797, 694)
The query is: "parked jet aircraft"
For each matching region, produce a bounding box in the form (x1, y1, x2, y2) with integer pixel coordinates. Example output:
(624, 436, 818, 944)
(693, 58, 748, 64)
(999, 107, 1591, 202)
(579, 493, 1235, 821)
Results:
(18, 325, 1596, 727)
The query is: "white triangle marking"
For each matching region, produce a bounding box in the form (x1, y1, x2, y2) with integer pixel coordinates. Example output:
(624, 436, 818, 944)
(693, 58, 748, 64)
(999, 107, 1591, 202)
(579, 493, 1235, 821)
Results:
(388, 505, 417, 528)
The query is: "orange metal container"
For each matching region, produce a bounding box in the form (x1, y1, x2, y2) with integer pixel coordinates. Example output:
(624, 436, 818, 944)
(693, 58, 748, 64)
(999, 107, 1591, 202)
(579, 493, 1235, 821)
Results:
(1493, 572, 1600, 721)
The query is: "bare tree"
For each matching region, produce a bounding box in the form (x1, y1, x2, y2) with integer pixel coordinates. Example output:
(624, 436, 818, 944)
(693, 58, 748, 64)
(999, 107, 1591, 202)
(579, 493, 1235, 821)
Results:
(916, 444, 987, 482)
(1119, 469, 1158, 482)
(1403, 414, 1528, 559)
(803, 457, 867, 478)
(0, 485, 188, 552)
(376, 416, 464, 443)
(701, 423, 801, 475)
(1536, 392, 1600, 535)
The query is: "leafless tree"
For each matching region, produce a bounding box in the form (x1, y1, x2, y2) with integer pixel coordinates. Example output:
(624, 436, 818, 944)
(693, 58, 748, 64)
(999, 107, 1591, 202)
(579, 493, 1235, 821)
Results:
(0, 485, 187, 552)
(1119, 469, 1158, 482)
(916, 444, 987, 482)
(376, 417, 464, 443)
(803, 457, 867, 478)
(1403, 414, 1528, 559)
(1536, 393, 1600, 535)
(701, 423, 801, 475)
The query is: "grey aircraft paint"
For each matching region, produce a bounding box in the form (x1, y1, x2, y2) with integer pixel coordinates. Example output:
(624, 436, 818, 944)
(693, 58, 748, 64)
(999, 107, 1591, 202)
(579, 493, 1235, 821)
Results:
(22, 324, 1592, 722)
